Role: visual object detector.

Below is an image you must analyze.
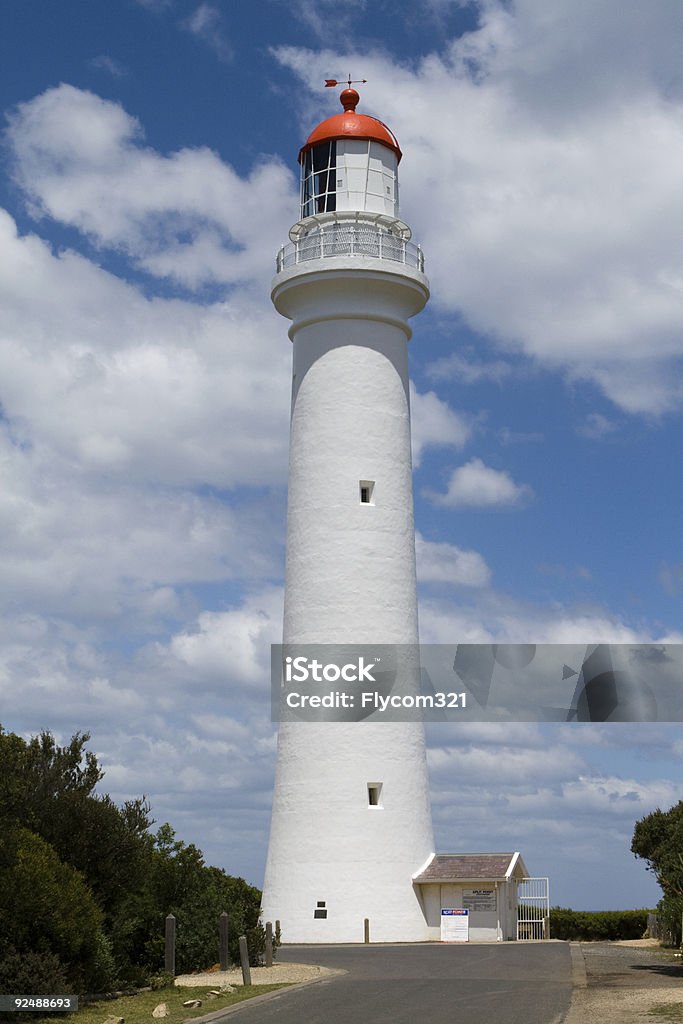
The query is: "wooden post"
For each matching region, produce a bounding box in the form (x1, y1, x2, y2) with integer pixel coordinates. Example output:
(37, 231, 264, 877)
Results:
(275, 919, 281, 944)
(219, 911, 229, 971)
(364, 917, 370, 944)
(238, 935, 252, 986)
(165, 914, 176, 976)
(265, 921, 273, 967)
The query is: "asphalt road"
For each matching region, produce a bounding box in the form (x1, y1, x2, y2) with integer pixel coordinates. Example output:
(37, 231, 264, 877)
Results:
(230, 943, 573, 1024)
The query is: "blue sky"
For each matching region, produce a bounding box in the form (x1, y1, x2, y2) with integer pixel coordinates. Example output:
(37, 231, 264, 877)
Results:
(1, 0, 682, 911)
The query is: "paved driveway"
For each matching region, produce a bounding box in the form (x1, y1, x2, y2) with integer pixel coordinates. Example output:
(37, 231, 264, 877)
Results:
(231, 943, 573, 1024)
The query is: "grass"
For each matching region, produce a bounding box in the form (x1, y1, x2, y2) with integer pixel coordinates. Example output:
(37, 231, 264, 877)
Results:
(648, 1004, 683, 1021)
(27, 984, 291, 1024)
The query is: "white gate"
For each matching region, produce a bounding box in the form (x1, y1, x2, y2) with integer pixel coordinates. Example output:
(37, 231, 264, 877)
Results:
(517, 877, 550, 940)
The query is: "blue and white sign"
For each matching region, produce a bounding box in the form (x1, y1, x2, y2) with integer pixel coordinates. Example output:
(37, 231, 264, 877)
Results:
(441, 907, 469, 942)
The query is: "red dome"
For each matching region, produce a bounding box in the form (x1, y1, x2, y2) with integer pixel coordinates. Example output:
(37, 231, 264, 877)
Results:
(298, 89, 402, 164)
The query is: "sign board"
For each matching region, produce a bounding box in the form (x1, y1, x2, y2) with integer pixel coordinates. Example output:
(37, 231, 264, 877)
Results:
(462, 888, 497, 912)
(441, 908, 469, 942)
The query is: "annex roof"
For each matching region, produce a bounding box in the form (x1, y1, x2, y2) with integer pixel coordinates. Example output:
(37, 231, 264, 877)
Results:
(413, 852, 527, 883)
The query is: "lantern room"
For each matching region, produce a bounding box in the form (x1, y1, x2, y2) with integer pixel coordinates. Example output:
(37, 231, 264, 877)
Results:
(298, 88, 401, 220)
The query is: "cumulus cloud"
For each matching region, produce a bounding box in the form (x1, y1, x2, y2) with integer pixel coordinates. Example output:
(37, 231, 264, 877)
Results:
(415, 532, 491, 587)
(410, 383, 471, 466)
(6, 84, 296, 288)
(274, 0, 683, 414)
(417, 588, 654, 645)
(426, 457, 532, 507)
(168, 587, 283, 688)
(0, 210, 291, 489)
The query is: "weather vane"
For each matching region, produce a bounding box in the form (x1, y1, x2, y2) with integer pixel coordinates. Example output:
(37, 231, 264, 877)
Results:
(324, 76, 368, 88)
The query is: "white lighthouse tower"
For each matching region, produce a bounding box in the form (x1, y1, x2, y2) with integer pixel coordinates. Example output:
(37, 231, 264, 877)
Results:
(262, 85, 434, 942)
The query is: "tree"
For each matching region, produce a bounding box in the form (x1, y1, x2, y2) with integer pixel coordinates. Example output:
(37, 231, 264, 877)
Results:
(0, 725, 155, 933)
(0, 828, 114, 991)
(140, 826, 267, 972)
(632, 801, 683, 945)
(0, 725, 267, 985)
(632, 802, 683, 900)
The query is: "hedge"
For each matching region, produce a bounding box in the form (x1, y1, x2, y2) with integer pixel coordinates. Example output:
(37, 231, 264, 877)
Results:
(549, 907, 651, 941)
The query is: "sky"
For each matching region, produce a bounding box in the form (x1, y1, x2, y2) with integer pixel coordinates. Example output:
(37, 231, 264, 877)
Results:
(0, 0, 682, 913)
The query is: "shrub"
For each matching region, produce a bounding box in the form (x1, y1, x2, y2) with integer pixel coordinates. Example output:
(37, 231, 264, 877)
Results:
(549, 907, 651, 941)
(0, 828, 105, 990)
(0, 947, 72, 996)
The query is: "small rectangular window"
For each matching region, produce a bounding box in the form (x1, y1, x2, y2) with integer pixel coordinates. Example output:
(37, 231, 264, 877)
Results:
(368, 783, 383, 807)
(314, 908, 328, 919)
(360, 480, 375, 505)
(317, 901, 326, 908)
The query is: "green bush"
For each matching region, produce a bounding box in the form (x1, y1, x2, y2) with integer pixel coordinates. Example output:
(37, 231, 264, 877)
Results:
(0, 828, 108, 991)
(0, 728, 269, 988)
(0, 947, 72, 996)
(549, 906, 651, 941)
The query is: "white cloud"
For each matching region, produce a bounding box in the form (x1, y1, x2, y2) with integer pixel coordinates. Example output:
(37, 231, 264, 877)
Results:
(88, 55, 128, 78)
(283, 0, 367, 42)
(415, 532, 491, 587)
(561, 774, 682, 817)
(6, 84, 296, 288)
(410, 383, 470, 466)
(168, 587, 283, 688)
(182, 3, 233, 62)
(426, 457, 532, 507)
(576, 412, 617, 439)
(426, 351, 513, 385)
(429, 741, 583, 785)
(0, 209, 291, 489)
(274, 1, 683, 415)
(417, 589, 653, 646)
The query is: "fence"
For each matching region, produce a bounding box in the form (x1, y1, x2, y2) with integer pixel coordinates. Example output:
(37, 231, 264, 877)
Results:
(276, 222, 424, 273)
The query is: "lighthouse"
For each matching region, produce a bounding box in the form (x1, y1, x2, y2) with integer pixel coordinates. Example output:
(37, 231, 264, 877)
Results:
(261, 85, 435, 942)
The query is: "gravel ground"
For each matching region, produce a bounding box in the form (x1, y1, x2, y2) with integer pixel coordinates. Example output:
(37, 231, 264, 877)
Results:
(174, 962, 343, 987)
(565, 941, 683, 1023)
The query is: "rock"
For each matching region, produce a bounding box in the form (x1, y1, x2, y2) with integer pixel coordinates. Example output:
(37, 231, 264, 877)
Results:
(220, 985, 235, 994)
(102, 1017, 125, 1024)
(182, 1000, 202, 1008)
(152, 1003, 169, 1018)
(207, 990, 221, 998)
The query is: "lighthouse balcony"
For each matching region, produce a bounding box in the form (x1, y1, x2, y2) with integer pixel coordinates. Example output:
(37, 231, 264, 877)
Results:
(276, 217, 424, 274)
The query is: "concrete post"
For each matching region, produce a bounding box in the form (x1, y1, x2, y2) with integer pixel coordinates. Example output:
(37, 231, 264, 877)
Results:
(364, 918, 370, 944)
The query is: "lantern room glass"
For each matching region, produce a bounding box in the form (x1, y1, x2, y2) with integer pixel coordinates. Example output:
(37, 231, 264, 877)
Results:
(301, 141, 337, 217)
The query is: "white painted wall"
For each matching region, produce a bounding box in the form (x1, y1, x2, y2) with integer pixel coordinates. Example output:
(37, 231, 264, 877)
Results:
(261, 253, 435, 942)
(334, 140, 399, 216)
(421, 881, 517, 941)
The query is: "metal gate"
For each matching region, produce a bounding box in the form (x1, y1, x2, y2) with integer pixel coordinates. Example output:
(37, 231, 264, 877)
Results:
(517, 877, 550, 940)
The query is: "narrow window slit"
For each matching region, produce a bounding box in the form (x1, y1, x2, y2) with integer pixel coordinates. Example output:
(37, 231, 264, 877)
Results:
(360, 480, 375, 505)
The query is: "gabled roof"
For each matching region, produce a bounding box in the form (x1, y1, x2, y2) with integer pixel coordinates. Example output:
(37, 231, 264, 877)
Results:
(413, 852, 527, 883)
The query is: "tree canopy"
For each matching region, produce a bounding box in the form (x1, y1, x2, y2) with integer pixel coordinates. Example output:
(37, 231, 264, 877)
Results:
(632, 800, 683, 945)
(0, 724, 265, 992)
